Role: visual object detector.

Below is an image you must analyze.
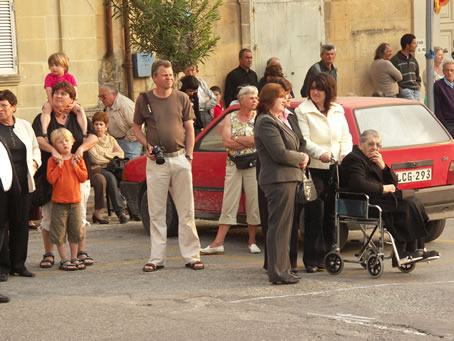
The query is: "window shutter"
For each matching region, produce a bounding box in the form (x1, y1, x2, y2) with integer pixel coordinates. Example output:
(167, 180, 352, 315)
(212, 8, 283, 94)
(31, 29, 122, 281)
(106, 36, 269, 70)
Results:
(0, 0, 17, 75)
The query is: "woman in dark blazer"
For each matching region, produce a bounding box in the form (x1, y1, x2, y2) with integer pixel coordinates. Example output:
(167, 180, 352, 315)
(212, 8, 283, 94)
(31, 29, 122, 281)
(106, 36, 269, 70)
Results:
(254, 83, 309, 284)
(257, 77, 306, 271)
(340, 129, 438, 263)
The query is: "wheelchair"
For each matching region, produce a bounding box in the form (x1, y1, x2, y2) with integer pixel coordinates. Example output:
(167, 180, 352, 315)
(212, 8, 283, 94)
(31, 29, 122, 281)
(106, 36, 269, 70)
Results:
(323, 161, 439, 278)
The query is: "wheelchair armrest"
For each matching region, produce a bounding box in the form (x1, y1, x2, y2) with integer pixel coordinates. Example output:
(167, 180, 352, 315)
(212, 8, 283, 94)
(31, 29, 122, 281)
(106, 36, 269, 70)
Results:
(336, 192, 371, 218)
(337, 191, 370, 202)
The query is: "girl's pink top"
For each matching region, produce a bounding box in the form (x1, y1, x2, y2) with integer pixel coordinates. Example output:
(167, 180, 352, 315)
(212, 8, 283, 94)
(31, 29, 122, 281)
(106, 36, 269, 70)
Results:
(44, 72, 77, 89)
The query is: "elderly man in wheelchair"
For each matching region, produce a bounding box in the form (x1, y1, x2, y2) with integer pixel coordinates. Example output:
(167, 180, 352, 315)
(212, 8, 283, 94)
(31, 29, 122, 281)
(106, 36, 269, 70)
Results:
(338, 129, 439, 273)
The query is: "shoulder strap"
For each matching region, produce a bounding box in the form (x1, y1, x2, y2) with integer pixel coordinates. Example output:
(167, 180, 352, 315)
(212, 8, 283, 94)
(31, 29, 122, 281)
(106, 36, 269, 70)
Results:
(141, 92, 154, 119)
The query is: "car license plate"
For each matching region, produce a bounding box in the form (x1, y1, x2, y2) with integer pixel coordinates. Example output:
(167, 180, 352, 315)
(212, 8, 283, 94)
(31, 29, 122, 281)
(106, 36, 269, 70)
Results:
(395, 168, 432, 184)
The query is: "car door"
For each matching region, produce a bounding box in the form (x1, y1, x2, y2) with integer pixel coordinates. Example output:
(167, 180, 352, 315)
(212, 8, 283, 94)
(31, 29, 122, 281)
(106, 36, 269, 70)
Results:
(192, 107, 247, 218)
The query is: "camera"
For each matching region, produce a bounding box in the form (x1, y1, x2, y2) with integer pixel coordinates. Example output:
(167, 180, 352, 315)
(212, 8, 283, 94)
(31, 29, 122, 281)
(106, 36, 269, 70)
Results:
(152, 145, 165, 164)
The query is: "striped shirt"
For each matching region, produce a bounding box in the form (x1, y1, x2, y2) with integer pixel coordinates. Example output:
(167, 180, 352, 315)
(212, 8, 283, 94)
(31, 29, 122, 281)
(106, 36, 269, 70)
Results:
(390, 51, 421, 90)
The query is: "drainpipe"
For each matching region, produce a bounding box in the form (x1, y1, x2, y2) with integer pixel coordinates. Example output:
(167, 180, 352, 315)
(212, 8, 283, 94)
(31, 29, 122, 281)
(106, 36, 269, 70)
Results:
(104, 1, 114, 58)
(122, 0, 134, 100)
(425, 0, 434, 112)
(57, 0, 63, 51)
(237, 0, 251, 49)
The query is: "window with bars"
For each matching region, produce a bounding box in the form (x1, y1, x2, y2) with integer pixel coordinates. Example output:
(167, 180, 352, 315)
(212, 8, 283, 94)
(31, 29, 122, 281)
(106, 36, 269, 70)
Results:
(0, 0, 17, 76)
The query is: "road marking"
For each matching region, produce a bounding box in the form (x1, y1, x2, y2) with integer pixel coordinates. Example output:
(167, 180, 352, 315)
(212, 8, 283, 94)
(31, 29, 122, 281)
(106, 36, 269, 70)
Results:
(306, 312, 427, 336)
(229, 280, 454, 303)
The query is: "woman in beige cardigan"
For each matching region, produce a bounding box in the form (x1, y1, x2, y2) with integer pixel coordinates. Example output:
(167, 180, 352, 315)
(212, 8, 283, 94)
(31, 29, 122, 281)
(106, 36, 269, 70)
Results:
(88, 112, 127, 224)
(370, 43, 403, 97)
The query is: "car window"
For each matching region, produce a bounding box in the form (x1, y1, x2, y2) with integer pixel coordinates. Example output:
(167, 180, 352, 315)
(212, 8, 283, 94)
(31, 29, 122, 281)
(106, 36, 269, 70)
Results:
(196, 113, 228, 152)
(354, 104, 451, 148)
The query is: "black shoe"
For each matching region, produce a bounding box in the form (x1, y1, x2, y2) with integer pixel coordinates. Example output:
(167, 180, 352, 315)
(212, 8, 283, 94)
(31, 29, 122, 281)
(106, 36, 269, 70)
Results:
(0, 274, 7, 282)
(0, 294, 9, 303)
(11, 269, 35, 277)
(119, 214, 128, 224)
(405, 250, 424, 259)
(290, 272, 301, 279)
(92, 215, 109, 224)
(305, 265, 318, 273)
(130, 214, 141, 221)
(422, 249, 440, 258)
(271, 277, 299, 285)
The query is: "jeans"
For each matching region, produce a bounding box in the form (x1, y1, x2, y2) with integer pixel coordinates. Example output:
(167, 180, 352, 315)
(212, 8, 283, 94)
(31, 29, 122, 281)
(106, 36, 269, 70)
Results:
(117, 139, 142, 160)
(398, 88, 420, 101)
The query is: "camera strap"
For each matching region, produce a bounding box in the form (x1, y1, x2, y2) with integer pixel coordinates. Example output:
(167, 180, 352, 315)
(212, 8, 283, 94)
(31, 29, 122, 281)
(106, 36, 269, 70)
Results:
(141, 92, 162, 150)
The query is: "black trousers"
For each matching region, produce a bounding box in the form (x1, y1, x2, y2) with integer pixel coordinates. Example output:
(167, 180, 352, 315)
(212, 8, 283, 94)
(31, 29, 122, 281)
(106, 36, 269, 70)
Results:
(0, 190, 31, 274)
(261, 182, 298, 283)
(303, 168, 335, 268)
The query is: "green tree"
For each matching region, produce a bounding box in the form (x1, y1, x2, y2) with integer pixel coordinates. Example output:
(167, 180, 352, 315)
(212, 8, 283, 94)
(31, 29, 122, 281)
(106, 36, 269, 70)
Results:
(110, 0, 222, 74)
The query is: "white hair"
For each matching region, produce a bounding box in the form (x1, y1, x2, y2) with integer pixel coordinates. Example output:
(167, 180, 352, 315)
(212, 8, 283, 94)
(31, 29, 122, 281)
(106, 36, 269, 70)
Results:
(237, 86, 258, 100)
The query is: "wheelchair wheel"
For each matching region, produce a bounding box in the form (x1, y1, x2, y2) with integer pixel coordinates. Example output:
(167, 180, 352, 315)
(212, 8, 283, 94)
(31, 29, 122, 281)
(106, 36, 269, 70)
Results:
(324, 252, 344, 275)
(398, 262, 416, 273)
(360, 248, 377, 269)
(366, 254, 384, 278)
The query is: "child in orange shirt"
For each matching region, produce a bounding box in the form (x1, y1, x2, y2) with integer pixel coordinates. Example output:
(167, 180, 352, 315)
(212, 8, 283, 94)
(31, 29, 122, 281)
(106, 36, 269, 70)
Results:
(47, 128, 88, 271)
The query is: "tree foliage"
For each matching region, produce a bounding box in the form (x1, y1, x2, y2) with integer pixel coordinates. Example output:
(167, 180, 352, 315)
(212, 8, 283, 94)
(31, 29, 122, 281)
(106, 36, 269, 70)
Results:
(109, 0, 222, 74)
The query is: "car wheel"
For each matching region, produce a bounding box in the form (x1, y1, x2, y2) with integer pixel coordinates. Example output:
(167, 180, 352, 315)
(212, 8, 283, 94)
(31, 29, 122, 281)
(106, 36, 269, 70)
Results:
(424, 219, 446, 243)
(140, 190, 179, 237)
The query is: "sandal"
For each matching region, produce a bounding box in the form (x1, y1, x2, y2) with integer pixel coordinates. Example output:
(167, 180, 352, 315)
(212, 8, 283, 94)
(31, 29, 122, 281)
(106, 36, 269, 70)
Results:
(77, 251, 94, 266)
(185, 261, 205, 270)
(142, 263, 164, 272)
(71, 258, 86, 270)
(59, 259, 77, 271)
(40, 253, 55, 268)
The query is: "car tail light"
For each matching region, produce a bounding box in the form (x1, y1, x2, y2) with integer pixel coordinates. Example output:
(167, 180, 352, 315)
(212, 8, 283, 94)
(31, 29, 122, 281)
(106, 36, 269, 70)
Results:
(448, 161, 454, 184)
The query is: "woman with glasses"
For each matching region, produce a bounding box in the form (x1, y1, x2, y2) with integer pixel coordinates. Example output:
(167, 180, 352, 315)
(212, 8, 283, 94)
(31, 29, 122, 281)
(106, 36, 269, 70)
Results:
(340, 129, 439, 265)
(295, 73, 353, 273)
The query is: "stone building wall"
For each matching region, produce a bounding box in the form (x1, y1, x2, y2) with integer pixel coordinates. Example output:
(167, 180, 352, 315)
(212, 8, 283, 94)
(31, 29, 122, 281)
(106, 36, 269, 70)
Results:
(324, 0, 413, 96)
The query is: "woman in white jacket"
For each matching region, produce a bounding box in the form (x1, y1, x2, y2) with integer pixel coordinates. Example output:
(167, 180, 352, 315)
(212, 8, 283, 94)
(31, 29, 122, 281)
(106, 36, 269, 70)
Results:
(0, 90, 41, 280)
(295, 73, 352, 273)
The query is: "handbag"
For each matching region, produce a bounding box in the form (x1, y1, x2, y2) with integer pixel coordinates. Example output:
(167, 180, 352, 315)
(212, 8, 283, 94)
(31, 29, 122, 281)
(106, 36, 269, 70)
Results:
(32, 171, 52, 207)
(295, 168, 318, 204)
(228, 152, 257, 169)
(105, 156, 129, 183)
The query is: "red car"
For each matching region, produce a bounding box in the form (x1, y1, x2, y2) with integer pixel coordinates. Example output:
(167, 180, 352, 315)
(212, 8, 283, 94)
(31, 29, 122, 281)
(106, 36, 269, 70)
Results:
(121, 97, 454, 242)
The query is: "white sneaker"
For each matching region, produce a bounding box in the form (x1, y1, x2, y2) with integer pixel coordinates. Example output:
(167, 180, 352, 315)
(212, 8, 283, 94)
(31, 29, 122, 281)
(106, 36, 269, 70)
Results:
(248, 244, 261, 254)
(200, 245, 224, 255)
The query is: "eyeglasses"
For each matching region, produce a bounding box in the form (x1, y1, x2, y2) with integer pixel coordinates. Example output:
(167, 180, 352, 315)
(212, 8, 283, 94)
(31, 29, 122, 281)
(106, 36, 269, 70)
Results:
(367, 141, 382, 149)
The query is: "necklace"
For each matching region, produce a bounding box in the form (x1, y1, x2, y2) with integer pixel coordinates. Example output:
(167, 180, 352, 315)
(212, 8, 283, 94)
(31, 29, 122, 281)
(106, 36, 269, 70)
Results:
(8, 126, 16, 147)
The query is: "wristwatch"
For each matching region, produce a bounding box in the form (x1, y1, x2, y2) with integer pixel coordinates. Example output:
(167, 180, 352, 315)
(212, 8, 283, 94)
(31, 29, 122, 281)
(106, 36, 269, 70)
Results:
(185, 154, 193, 160)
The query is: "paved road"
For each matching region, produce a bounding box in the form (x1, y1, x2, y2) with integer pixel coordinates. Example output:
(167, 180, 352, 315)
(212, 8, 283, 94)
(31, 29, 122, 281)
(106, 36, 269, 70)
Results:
(1, 218, 453, 340)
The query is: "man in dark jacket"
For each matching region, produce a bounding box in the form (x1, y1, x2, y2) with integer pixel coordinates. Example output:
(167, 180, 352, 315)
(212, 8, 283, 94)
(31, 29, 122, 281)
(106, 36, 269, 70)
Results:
(224, 49, 258, 107)
(340, 130, 438, 263)
(300, 44, 337, 97)
(434, 59, 454, 135)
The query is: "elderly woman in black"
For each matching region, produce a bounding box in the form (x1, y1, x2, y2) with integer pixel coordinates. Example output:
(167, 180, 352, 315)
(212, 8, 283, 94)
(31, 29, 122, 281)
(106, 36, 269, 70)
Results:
(254, 83, 309, 284)
(0, 90, 41, 281)
(340, 130, 439, 264)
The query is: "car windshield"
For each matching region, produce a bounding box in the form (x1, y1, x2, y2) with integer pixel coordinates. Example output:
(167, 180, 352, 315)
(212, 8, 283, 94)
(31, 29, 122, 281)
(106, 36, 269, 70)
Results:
(354, 104, 451, 148)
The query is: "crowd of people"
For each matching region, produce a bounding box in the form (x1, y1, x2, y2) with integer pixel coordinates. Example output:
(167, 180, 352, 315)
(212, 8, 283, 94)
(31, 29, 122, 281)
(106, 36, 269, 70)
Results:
(0, 32, 446, 302)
